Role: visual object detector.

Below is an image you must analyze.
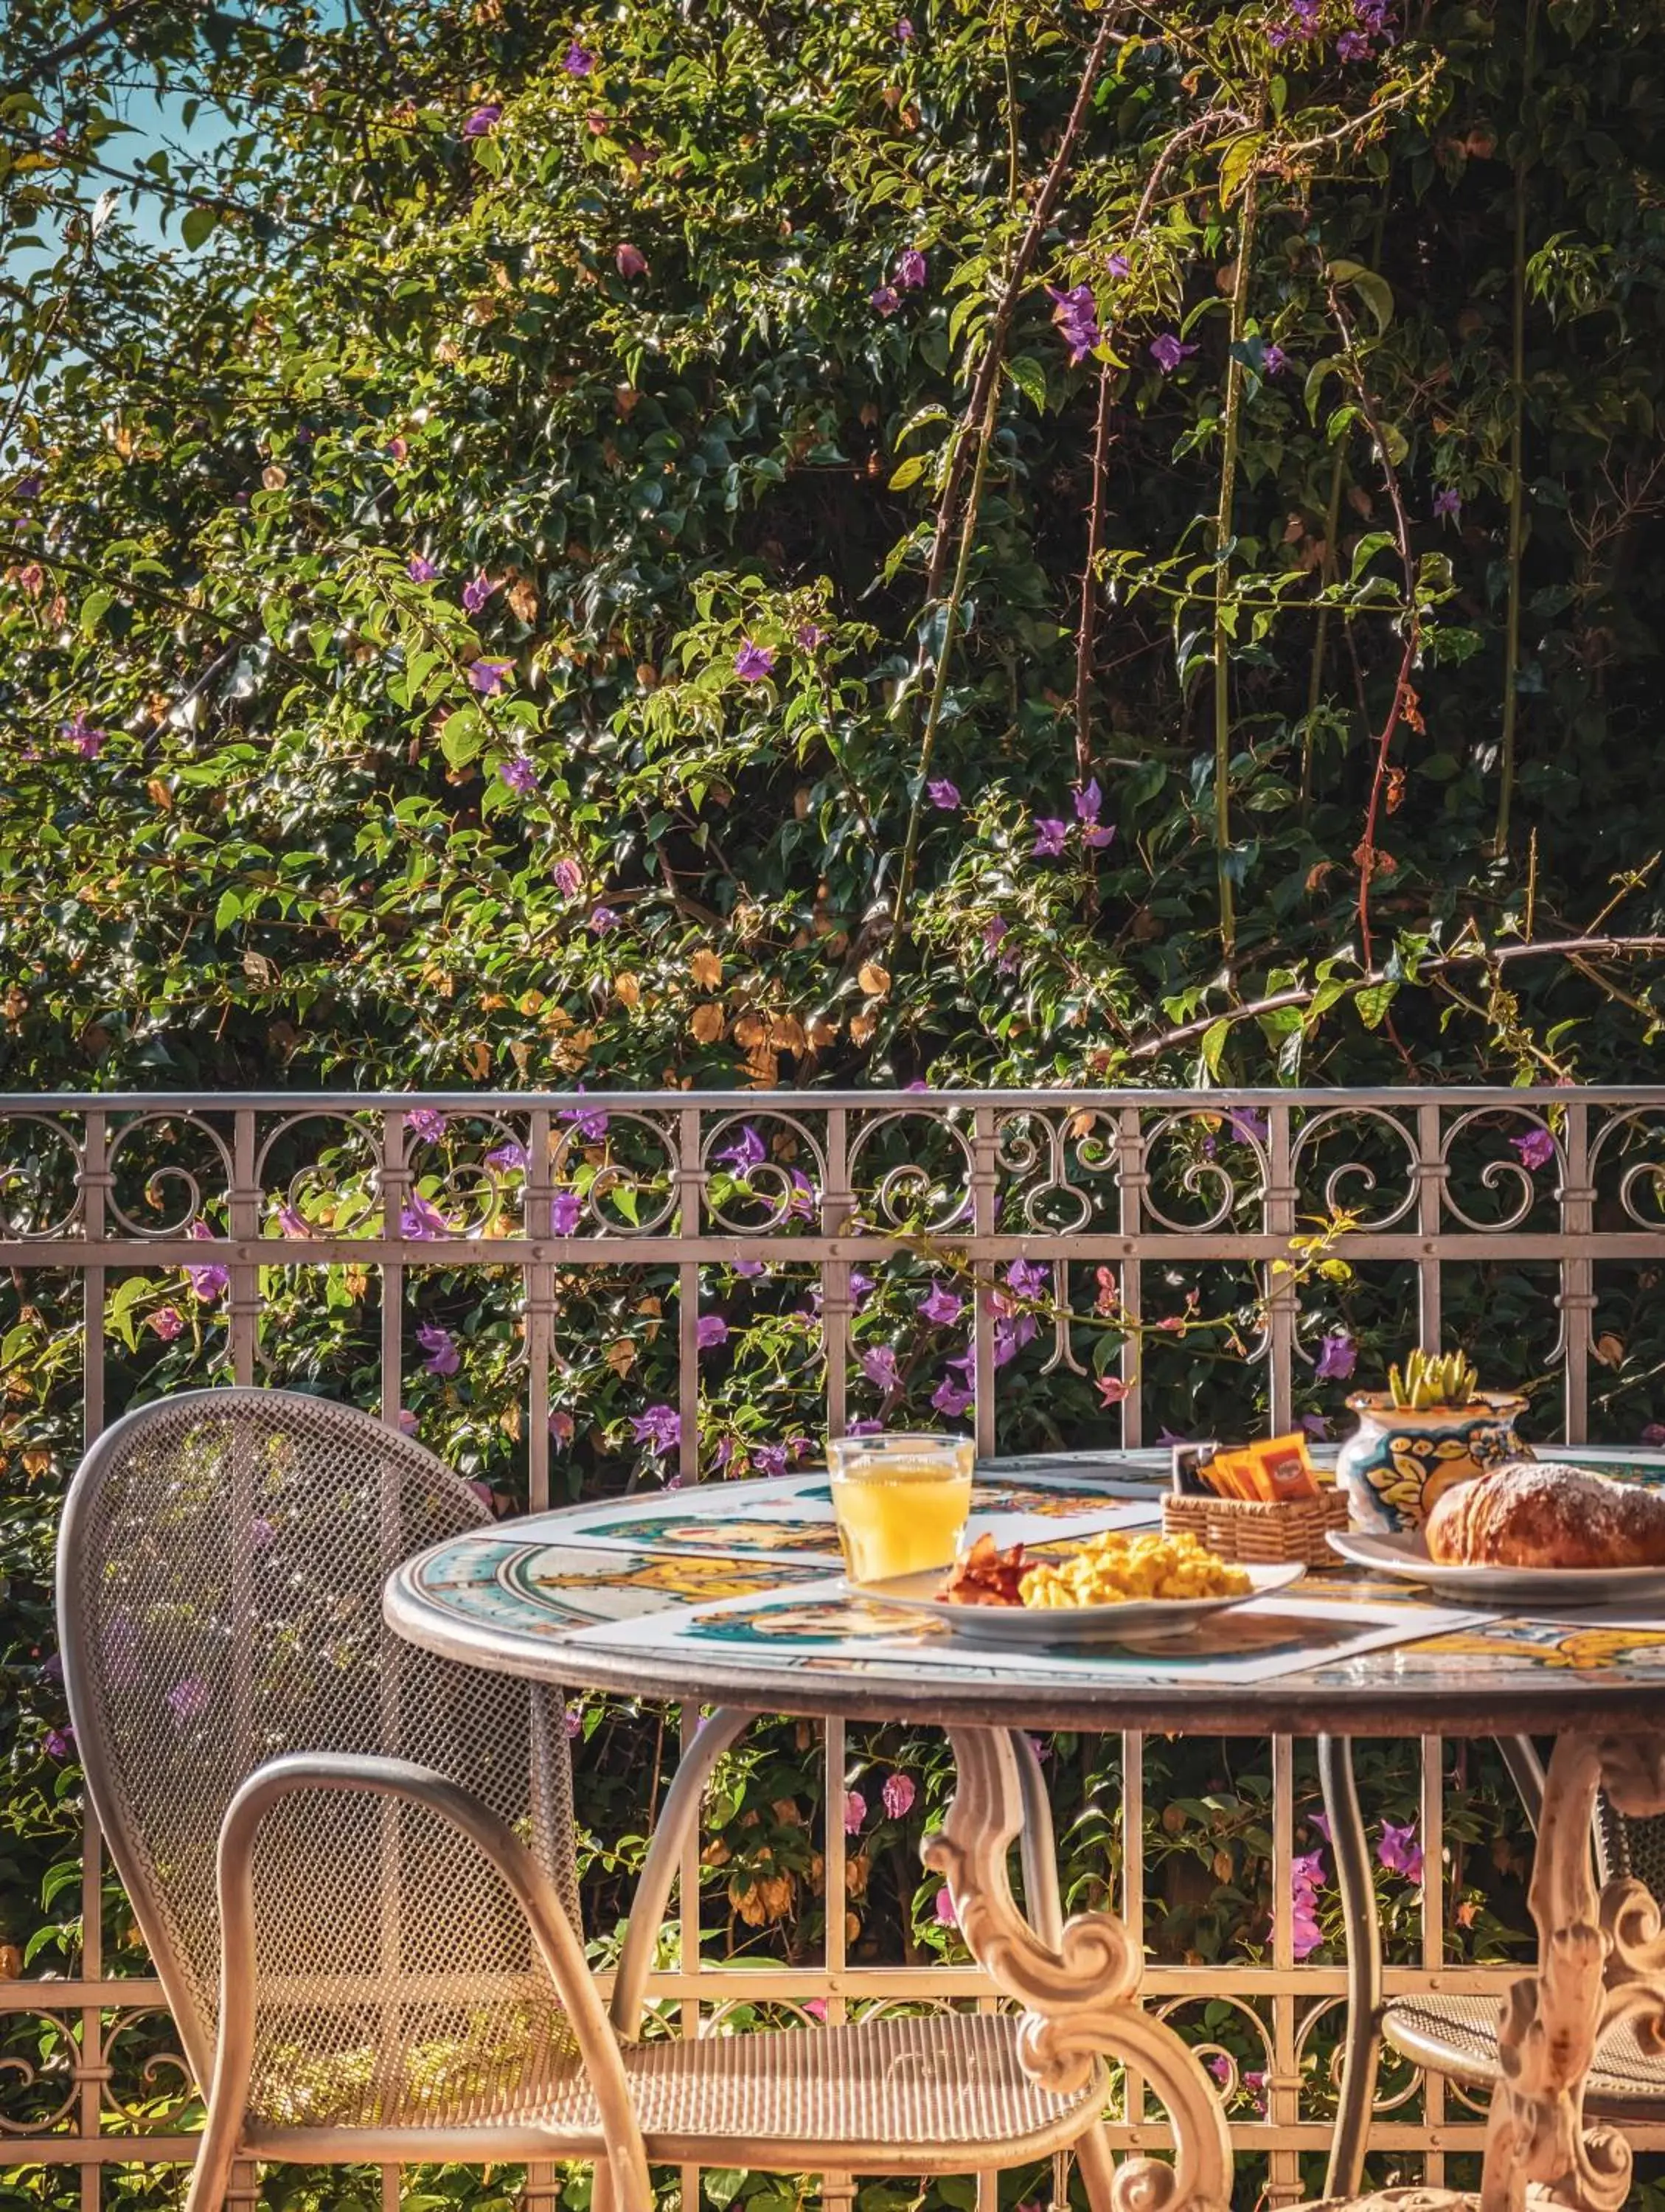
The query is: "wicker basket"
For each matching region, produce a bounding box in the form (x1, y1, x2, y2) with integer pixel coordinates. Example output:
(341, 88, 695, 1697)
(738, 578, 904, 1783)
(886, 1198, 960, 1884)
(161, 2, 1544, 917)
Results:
(1163, 1486, 1350, 1567)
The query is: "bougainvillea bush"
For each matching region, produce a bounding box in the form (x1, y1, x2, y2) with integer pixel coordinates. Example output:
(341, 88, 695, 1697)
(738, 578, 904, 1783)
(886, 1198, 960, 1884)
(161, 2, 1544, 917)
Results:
(5, 0, 1665, 2202)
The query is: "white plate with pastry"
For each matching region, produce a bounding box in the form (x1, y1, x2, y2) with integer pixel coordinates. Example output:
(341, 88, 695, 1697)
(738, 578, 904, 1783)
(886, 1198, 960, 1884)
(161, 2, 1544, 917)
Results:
(1329, 1460, 1665, 1606)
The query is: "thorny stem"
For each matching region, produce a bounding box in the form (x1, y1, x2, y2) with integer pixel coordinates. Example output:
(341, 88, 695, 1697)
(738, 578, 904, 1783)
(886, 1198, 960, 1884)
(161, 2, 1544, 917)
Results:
(1327, 282, 1419, 971)
(1213, 165, 1260, 960)
(1495, 0, 1540, 857)
(1300, 448, 1346, 812)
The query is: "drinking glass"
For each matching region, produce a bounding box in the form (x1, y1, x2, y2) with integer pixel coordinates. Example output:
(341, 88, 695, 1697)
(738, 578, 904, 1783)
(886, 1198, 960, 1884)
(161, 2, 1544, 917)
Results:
(826, 1431, 975, 1582)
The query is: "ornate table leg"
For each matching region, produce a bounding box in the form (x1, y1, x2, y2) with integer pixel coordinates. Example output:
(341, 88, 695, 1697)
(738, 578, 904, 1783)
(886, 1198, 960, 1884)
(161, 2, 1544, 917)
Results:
(1481, 1730, 1665, 2212)
(928, 1727, 1232, 2212)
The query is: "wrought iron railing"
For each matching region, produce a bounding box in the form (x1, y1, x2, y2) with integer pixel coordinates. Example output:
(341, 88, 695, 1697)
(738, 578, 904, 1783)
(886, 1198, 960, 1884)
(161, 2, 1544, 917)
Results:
(3, 1085, 1664, 2208)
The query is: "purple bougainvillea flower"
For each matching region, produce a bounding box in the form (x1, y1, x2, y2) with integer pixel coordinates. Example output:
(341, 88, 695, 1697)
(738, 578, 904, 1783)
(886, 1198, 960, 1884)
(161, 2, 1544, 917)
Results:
(462, 572, 498, 615)
(861, 1345, 902, 1392)
(751, 1441, 787, 1477)
(498, 754, 539, 796)
(934, 1885, 957, 1928)
(1045, 281, 1101, 365)
(882, 1771, 916, 1819)
(870, 283, 901, 316)
(1207, 2054, 1232, 2088)
(848, 1269, 875, 1307)
(615, 242, 647, 278)
(734, 639, 776, 681)
(1105, 249, 1131, 279)
(416, 1322, 460, 1377)
(15, 473, 41, 501)
(166, 1675, 209, 1728)
(1379, 1820, 1424, 1882)
(932, 1376, 974, 1417)
(486, 1140, 527, 1173)
(397, 1408, 420, 1436)
(1336, 27, 1371, 58)
(631, 1403, 681, 1454)
(1074, 776, 1103, 823)
(734, 1257, 768, 1279)
(186, 1222, 229, 1304)
(895, 15, 915, 38)
(563, 39, 595, 74)
(1511, 1126, 1557, 1172)
(1007, 1258, 1051, 1301)
(1227, 1105, 1270, 1146)
(407, 554, 437, 582)
(897, 247, 928, 289)
(552, 856, 583, 897)
(795, 621, 826, 650)
(275, 1203, 309, 1237)
(1314, 1329, 1357, 1382)
(44, 1725, 74, 1759)
(463, 102, 502, 136)
(400, 1192, 451, 1239)
(1150, 332, 1199, 373)
(588, 905, 619, 933)
(844, 1788, 867, 1834)
(1032, 816, 1068, 858)
(716, 1122, 767, 1173)
(147, 1304, 185, 1340)
(65, 710, 106, 759)
(551, 1189, 583, 1235)
(846, 1417, 884, 1436)
(697, 1313, 729, 1351)
(1287, 1844, 1327, 1960)
(557, 1096, 610, 1141)
(405, 1107, 448, 1143)
(1262, 342, 1289, 376)
(1433, 487, 1462, 522)
(918, 1282, 964, 1327)
(468, 658, 513, 695)
(993, 1311, 1038, 1368)
(927, 776, 959, 810)
(565, 1703, 585, 1739)
(982, 915, 1008, 953)
(1300, 1411, 1332, 1440)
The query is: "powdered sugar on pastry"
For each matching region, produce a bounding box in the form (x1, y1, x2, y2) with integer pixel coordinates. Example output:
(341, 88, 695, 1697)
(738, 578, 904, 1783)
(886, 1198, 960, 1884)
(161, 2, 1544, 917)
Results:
(1424, 1461, 1665, 1569)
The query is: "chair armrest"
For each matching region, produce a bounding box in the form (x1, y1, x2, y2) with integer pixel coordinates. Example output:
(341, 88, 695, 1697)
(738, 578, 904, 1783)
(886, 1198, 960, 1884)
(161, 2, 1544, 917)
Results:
(211, 1750, 650, 2212)
(611, 1708, 755, 2038)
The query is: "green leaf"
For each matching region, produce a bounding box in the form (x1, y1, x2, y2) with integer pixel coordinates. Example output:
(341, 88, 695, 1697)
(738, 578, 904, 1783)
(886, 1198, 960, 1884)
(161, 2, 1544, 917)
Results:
(1200, 1018, 1231, 1077)
(1355, 981, 1399, 1030)
(214, 889, 242, 933)
(181, 204, 218, 248)
(1006, 353, 1049, 411)
(888, 452, 929, 490)
(79, 588, 114, 636)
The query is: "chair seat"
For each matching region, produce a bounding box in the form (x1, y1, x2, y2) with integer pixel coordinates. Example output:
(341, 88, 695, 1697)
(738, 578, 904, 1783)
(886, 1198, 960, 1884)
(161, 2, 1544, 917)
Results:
(1385, 1992, 1665, 2117)
(1293, 2195, 1478, 2212)
(248, 2010, 1107, 2169)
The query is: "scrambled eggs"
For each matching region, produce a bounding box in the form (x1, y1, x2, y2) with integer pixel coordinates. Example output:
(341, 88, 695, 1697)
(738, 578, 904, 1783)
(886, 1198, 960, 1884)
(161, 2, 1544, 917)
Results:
(1020, 1528, 1250, 1608)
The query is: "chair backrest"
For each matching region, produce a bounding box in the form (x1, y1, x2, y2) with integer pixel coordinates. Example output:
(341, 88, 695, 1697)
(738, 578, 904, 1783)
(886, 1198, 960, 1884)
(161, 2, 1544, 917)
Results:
(1597, 1800, 1665, 1893)
(58, 1388, 577, 2099)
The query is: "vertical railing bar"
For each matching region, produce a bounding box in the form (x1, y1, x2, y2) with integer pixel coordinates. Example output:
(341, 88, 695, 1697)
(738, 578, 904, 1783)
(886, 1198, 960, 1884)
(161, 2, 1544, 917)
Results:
(1417, 1102, 1442, 1354)
(1268, 1733, 1299, 2207)
(1120, 1731, 1145, 2138)
(1116, 1107, 1143, 1449)
(824, 1714, 852, 2212)
(79, 1110, 106, 2212)
(526, 1105, 554, 1515)
(375, 1110, 406, 2124)
(229, 1107, 259, 1388)
(825, 1107, 851, 1444)
(1563, 1096, 1592, 1445)
(972, 1107, 997, 1460)
(1267, 1105, 1296, 1435)
(1422, 1733, 1445, 2189)
(678, 1105, 701, 1493)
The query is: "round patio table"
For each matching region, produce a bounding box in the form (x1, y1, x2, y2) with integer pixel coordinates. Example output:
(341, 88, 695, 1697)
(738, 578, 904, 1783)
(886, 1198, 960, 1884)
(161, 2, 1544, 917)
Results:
(386, 1470, 1665, 2212)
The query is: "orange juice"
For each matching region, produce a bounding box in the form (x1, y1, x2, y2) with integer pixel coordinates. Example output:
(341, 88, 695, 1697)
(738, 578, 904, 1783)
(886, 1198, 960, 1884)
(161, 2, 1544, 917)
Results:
(827, 1434, 974, 1581)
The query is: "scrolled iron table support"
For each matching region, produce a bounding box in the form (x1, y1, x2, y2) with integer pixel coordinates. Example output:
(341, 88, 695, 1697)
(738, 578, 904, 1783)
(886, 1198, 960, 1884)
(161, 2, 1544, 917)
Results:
(928, 1726, 1233, 2212)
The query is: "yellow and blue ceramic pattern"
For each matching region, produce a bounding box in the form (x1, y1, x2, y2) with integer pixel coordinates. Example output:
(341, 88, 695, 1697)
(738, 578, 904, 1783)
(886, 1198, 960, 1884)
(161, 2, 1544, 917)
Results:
(1335, 1390, 1530, 1534)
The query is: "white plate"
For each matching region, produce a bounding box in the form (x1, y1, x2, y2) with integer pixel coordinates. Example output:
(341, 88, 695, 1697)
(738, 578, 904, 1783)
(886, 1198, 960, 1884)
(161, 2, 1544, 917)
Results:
(1327, 1528, 1665, 1608)
(852, 1559, 1306, 1646)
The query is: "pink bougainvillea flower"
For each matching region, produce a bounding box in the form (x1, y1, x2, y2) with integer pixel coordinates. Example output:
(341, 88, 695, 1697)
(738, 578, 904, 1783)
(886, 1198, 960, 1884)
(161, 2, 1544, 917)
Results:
(407, 554, 437, 582)
(614, 242, 647, 278)
(1045, 281, 1101, 364)
(631, 1404, 681, 1454)
(696, 1313, 729, 1351)
(498, 754, 539, 796)
(468, 658, 513, 695)
(1150, 332, 1199, 373)
(927, 776, 959, 810)
(882, 1771, 916, 1819)
(563, 39, 595, 74)
(896, 247, 928, 289)
(869, 283, 901, 316)
(1641, 1422, 1665, 1446)
(1511, 1126, 1556, 1171)
(734, 639, 776, 681)
(186, 1222, 229, 1304)
(147, 1304, 185, 1341)
(1288, 1845, 1326, 1960)
(917, 1282, 964, 1327)
(1096, 1375, 1130, 1407)
(552, 856, 583, 897)
(803, 1997, 828, 2022)
(1378, 1819, 1424, 1882)
(1032, 816, 1068, 857)
(861, 1345, 902, 1392)
(64, 710, 105, 759)
(405, 1107, 448, 1142)
(397, 1408, 420, 1436)
(1313, 1329, 1357, 1382)
(463, 102, 502, 136)
(844, 1787, 868, 1835)
(462, 572, 498, 615)
(934, 1885, 957, 1927)
(416, 1322, 460, 1376)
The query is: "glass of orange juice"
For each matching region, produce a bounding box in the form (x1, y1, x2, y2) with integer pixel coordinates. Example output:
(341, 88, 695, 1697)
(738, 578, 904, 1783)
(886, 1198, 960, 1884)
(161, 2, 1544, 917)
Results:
(826, 1432, 976, 1582)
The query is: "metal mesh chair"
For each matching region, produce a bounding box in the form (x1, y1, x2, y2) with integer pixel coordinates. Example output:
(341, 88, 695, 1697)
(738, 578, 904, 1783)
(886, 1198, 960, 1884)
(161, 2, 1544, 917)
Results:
(58, 1390, 1107, 2212)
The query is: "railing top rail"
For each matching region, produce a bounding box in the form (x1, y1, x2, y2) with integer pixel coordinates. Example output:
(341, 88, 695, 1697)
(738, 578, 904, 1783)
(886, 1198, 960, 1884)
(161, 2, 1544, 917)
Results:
(4, 1085, 1665, 1111)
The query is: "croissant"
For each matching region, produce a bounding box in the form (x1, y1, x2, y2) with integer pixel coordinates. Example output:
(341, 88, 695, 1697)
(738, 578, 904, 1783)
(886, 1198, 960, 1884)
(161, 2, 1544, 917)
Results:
(1424, 1461, 1665, 1569)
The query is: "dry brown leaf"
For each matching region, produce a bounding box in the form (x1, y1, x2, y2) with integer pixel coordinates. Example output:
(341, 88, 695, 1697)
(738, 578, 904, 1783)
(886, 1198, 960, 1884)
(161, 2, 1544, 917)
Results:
(1593, 1332, 1626, 1368)
(605, 1338, 636, 1377)
(689, 1002, 726, 1044)
(858, 960, 891, 999)
(464, 1040, 491, 1079)
(613, 972, 642, 1008)
(506, 574, 539, 623)
(689, 948, 723, 988)
(768, 1012, 806, 1051)
(732, 1012, 767, 1048)
(806, 1013, 839, 1051)
(849, 1012, 877, 1046)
